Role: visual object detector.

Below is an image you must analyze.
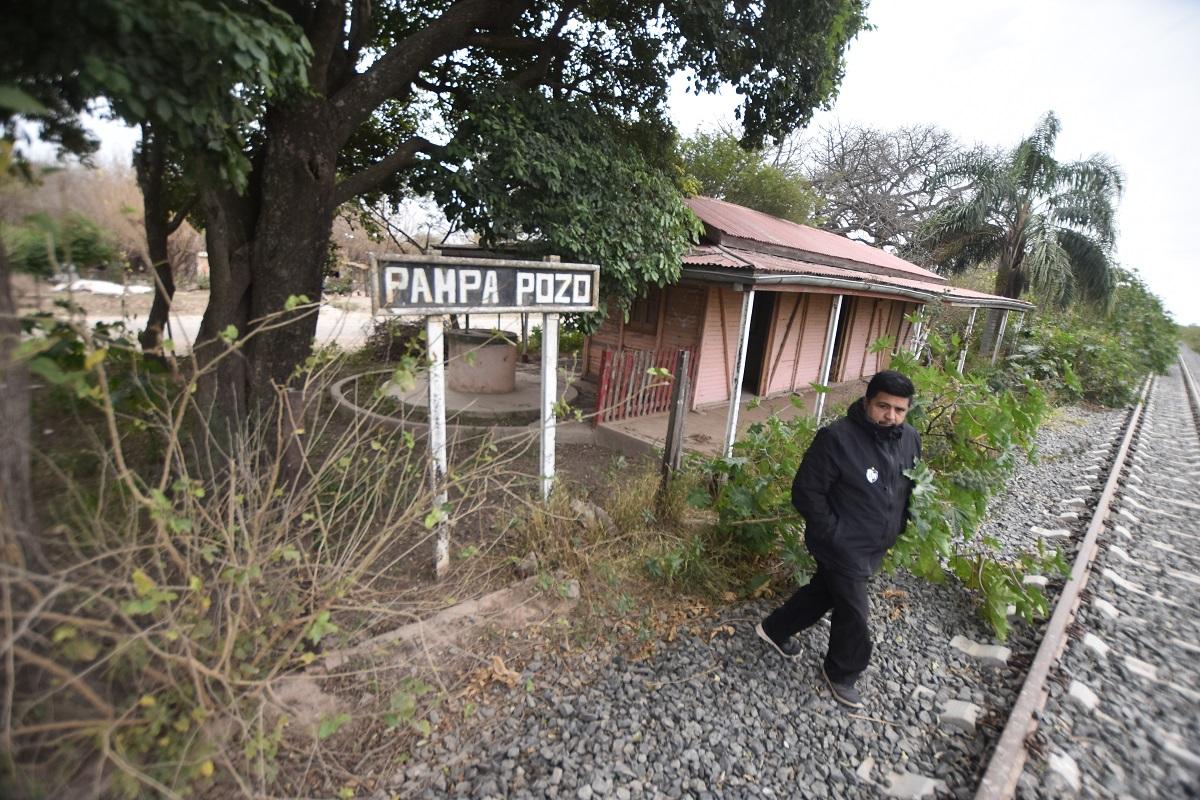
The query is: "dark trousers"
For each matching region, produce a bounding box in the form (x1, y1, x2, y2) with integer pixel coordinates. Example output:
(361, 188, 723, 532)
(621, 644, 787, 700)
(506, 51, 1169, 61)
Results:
(762, 565, 871, 685)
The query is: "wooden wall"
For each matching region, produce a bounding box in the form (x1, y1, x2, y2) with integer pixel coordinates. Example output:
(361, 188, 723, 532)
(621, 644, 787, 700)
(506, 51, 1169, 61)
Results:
(693, 286, 745, 406)
(583, 282, 707, 379)
(586, 280, 922, 410)
(834, 298, 915, 381)
(762, 293, 834, 395)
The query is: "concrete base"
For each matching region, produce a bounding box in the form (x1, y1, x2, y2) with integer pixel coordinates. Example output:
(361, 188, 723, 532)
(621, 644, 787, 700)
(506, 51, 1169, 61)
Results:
(386, 367, 578, 427)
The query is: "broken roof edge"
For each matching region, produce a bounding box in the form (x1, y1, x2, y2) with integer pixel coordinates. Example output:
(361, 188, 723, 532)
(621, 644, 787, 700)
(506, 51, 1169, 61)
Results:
(680, 265, 1035, 312)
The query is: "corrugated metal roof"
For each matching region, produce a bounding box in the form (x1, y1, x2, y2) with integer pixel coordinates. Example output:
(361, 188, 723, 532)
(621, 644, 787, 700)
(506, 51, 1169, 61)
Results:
(681, 245, 1033, 311)
(686, 195, 946, 284)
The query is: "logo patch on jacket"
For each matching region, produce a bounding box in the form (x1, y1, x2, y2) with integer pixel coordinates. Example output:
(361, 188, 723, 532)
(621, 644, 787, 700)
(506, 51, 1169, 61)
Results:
(865, 467, 879, 484)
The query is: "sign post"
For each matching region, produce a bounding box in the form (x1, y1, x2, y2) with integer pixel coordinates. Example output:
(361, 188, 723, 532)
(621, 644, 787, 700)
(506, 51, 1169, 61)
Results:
(369, 253, 599, 577)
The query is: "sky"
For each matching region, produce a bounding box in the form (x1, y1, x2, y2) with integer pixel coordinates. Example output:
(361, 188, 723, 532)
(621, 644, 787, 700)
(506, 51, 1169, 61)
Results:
(670, 0, 1200, 325)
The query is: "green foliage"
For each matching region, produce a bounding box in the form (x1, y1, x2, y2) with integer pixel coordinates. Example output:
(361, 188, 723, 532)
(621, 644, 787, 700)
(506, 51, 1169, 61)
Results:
(1, 0, 311, 187)
(879, 340, 1061, 638)
(1181, 325, 1200, 354)
(2, 212, 121, 275)
(423, 92, 701, 325)
(999, 270, 1177, 406)
(699, 403, 819, 581)
(528, 324, 584, 355)
(680, 131, 819, 223)
(691, 333, 1066, 638)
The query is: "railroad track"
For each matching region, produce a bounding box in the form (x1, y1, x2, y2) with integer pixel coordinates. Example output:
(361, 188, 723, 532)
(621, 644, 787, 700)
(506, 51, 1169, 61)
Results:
(976, 352, 1200, 799)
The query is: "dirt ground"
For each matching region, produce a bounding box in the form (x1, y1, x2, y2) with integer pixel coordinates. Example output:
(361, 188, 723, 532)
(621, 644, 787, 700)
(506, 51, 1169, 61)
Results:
(11, 272, 374, 318)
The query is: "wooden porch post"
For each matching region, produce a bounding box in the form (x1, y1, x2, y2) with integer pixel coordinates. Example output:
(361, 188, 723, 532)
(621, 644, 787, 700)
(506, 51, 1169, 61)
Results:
(815, 294, 844, 424)
(721, 287, 755, 458)
(956, 306, 979, 373)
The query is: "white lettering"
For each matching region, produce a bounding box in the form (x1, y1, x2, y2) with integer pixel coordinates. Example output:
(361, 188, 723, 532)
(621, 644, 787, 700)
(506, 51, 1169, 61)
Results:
(573, 274, 589, 303)
(410, 269, 432, 304)
(460, 269, 482, 301)
(555, 274, 571, 303)
(432, 268, 456, 304)
(516, 272, 535, 305)
(383, 267, 408, 305)
(481, 271, 499, 304)
(536, 273, 554, 303)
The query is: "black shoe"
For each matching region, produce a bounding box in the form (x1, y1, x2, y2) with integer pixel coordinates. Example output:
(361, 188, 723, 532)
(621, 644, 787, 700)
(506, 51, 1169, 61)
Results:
(821, 665, 863, 709)
(755, 622, 802, 661)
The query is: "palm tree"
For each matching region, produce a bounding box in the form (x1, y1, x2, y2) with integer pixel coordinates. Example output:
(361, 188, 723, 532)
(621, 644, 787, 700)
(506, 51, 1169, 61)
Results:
(925, 112, 1123, 343)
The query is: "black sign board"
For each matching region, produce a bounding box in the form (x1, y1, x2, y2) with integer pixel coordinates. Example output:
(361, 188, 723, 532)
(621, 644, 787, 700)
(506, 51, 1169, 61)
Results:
(370, 254, 599, 314)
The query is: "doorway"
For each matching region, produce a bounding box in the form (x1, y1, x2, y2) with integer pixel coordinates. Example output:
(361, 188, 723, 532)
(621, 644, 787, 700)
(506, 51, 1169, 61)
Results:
(743, 292, 776, 395)
(827, 296, 854, 381)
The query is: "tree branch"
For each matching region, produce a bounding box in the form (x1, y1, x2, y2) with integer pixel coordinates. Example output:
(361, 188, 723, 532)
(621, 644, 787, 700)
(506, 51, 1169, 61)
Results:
(305, 0, 348, 95)
(165, 197, 196, 236)
(333, 136, 443, 206)
(330, 0, 529, 142)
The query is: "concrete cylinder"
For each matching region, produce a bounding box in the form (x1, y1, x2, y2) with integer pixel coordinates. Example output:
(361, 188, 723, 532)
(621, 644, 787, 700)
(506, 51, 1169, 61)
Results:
(446, 329, 518, 394)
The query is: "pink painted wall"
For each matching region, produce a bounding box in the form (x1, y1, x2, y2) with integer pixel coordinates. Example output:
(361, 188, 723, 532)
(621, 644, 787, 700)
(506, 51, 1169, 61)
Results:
(694, 286, 745, 406)
(761, 292, 836, 394)
(795, 293, 836, 387)
(835, 299, 915, 380)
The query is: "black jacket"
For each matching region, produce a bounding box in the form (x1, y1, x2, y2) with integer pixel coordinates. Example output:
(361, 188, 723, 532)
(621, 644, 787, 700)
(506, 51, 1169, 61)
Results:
(791, 399, 921, 578)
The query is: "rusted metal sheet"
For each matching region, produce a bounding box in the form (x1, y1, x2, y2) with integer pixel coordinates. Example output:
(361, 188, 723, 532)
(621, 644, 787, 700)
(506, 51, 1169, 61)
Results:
(687, 196, 944, 282)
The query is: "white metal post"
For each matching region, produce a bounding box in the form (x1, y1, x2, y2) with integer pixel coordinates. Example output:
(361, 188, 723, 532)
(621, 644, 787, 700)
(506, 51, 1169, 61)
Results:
(815, 294, 844, 424)
(990, 309, 1011, 365)
(957, 307, 978, 373)
(722, 288, 756, 458)
(909, 318, 924, 356)
(540, 312, 559, 500)
(426, 315, 450, 578)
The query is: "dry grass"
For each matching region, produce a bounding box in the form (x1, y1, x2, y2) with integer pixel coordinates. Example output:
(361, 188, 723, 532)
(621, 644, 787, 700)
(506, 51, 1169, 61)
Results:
(2, 312, 748, 799)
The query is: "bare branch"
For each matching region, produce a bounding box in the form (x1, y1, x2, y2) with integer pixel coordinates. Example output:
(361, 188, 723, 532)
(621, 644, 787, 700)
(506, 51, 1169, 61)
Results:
(333, 136, 443, 206)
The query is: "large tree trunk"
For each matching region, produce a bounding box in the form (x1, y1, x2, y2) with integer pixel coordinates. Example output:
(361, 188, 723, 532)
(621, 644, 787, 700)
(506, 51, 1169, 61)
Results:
(0, 237, 42, 569)
(196, 103, 337, 430)
(135, 130, 176, 353)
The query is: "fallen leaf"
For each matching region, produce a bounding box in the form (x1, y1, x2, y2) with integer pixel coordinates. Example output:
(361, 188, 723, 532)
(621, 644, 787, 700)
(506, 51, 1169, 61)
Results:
(489, 655, 520, 687)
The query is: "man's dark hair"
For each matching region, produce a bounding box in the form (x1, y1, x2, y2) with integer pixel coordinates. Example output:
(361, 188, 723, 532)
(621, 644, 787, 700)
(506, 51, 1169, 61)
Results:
(866, 370, 915, 400)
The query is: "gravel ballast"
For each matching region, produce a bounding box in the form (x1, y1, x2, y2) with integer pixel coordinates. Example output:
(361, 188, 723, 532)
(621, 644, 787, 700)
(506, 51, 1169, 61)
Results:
(386, 402, 1133, 800)
(1020, 361, 1200, 800)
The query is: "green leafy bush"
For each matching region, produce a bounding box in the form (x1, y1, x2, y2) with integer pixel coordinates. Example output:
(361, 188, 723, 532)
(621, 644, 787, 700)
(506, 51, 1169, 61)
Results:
(528, 324, 584, 355)
(883, 342, 1060, 638)
(693, 334, 1062, 639)
(999, 270, 1176, 407)
(2, 212, 122, 275)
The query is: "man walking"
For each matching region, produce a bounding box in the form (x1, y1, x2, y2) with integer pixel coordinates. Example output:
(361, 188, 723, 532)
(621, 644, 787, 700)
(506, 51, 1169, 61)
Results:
(756, 370, 920, 709)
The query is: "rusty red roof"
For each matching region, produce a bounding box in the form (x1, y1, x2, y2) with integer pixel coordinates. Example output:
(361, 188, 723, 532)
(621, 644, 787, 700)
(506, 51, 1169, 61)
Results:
(686, 196, 945, 284)
(682, 245, 1032, 311)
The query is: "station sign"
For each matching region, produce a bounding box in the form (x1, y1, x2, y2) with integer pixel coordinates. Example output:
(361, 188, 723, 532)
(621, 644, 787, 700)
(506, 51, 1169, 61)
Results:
(370, 253, 599, 314)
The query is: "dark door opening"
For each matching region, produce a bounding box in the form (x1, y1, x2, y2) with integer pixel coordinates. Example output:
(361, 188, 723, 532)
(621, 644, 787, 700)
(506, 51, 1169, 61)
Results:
(742, 292, 776, 395)
(827, 296, 854, 382)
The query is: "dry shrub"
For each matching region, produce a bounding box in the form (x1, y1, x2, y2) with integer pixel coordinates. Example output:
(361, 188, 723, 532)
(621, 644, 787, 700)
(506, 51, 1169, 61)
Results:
(0, 311, 530, 799)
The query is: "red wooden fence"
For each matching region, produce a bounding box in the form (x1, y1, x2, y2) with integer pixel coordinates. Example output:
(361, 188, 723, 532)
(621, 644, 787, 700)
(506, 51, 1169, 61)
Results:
(593, 347, 697, 425)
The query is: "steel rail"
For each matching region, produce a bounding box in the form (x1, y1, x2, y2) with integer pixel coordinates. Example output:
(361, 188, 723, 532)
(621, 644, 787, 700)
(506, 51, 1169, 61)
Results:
(974, 375, 1153, 800)
(1178, 350, 1200, 426)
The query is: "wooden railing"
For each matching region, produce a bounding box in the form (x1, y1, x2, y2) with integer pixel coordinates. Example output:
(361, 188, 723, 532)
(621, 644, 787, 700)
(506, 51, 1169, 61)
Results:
(594, 347, 696, 425)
